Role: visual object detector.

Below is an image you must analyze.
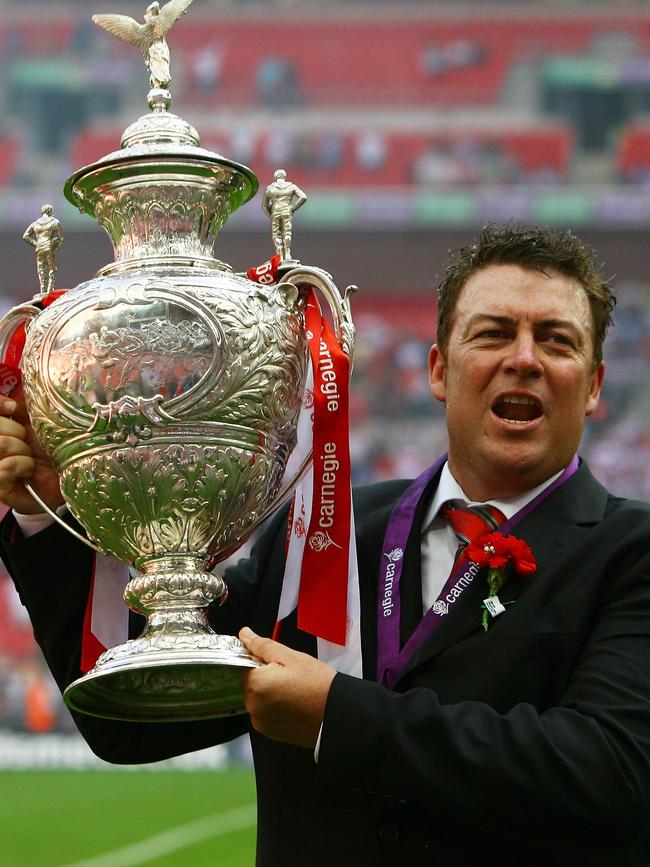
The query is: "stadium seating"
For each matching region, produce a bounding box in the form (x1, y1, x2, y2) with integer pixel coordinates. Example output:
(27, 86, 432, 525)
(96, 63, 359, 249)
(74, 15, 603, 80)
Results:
(5, 13, 650, 109)
(0, 19, 75, 57)
(617, 124, 650, 181)
(172, 16, 650, 108)
(70, 124, 573, 187)
(69, 128, 123, 171)
(0, 138, 20, 188)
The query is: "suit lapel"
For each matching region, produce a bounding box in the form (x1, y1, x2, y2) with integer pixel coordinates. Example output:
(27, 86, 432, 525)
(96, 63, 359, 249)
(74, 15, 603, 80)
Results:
(390, 462, 609, 687)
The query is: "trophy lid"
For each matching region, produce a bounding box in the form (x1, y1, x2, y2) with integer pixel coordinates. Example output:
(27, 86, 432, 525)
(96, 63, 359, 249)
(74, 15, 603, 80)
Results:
(63, 2, 258, 271)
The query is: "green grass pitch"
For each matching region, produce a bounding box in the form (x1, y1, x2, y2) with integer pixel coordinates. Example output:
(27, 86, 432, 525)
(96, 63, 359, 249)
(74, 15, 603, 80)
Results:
(0, 769, 257, 866)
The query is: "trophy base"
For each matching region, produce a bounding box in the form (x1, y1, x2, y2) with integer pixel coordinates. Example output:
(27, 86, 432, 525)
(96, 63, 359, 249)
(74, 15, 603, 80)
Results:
(63, 634, 261, 723)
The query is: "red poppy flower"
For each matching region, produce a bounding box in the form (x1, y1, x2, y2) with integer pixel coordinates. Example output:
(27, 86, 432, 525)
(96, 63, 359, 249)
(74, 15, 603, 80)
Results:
(467, 532, 536, 576)
(467, 532, 537, 632)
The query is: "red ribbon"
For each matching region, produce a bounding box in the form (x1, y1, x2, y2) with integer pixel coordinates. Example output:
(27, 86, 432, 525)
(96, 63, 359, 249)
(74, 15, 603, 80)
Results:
(246, 255, 281, 285)
(296, 292, 351, 645)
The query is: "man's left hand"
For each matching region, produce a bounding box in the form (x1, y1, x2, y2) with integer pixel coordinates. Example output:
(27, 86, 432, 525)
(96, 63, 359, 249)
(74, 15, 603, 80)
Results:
(238, 627, 336, 750)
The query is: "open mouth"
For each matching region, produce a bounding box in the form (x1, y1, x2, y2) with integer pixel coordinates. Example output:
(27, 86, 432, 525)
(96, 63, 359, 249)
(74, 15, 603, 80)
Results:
(492, 395, 543, 425)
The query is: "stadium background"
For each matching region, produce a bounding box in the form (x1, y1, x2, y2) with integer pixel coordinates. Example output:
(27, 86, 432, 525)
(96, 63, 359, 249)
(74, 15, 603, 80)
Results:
(1, 0, 650, 863)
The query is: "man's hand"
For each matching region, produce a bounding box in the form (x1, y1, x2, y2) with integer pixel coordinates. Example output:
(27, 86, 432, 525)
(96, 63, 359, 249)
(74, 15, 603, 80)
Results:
(0, 389, 63, 514)
(238, 627, 336, 750)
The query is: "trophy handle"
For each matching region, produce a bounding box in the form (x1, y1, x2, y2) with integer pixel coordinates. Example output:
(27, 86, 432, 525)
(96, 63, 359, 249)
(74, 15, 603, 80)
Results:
(0, 303, 104, 555)
(279, 264, 357, 362)
(0, 302, 42, 357)
(22, 483, 104, 554)
(247, 265, 356, 532)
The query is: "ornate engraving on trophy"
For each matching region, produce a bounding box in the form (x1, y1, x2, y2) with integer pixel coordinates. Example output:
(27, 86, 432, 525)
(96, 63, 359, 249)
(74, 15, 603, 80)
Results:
(105, 660, 247, 699)
(59, 444, 274, 563)
(49, 314, 215, 408)
(93, 184, 236, 262)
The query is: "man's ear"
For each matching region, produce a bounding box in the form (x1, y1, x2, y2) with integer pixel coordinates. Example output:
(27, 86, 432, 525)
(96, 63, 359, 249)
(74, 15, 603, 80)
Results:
(585, 361, 605, 417)
(428, 344, 446, 403)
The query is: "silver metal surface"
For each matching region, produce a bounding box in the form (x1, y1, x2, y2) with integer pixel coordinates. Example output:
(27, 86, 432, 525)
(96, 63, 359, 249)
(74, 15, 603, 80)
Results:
(5, 6, 356, 722)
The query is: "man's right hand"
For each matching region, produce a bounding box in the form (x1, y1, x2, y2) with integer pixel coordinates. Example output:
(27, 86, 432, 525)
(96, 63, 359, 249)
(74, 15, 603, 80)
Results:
(0, 388, 63, 514)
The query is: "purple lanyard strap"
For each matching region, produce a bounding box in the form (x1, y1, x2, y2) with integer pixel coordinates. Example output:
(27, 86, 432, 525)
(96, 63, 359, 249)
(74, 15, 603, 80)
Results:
(376, 455, 579, 687)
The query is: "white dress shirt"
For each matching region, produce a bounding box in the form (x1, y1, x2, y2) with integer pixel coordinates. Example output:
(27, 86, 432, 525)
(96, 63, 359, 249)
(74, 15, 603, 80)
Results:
(14, 506, 65, 538)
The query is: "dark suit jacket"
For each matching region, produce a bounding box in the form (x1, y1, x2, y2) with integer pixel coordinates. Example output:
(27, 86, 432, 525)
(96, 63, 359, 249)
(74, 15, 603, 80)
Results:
(3, 461, 650, 866)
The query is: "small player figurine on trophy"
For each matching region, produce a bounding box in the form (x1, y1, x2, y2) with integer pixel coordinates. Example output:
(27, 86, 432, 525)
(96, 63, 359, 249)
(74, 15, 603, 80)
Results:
(22, 204, 64, 296)
(262, 169, 308, 268)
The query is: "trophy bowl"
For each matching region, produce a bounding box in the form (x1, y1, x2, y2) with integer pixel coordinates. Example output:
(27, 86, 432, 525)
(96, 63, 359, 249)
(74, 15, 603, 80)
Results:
(1, 6, 355, 722)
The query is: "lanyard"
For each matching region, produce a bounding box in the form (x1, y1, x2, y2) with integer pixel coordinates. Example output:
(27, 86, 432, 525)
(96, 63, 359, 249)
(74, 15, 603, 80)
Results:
(376, 455, 580, 687)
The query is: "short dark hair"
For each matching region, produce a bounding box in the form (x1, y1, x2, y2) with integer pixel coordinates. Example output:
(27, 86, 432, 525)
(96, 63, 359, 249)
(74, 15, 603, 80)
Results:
(436, 224, 616, 366)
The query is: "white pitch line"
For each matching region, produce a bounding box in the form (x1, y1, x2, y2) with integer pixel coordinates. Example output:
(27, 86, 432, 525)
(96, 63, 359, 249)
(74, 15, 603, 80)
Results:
(61, 803, 257, 867)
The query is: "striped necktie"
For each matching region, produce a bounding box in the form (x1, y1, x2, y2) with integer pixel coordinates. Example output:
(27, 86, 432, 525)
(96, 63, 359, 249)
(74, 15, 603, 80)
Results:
(440, 502, 506, 566)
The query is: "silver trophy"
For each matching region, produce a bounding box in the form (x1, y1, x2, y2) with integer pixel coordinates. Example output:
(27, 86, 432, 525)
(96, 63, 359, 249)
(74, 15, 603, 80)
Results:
(0, 2, 354, 722)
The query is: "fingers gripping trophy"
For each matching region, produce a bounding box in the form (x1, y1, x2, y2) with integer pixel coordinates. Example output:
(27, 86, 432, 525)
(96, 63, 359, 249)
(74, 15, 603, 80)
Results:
(0, 1, 355, 722)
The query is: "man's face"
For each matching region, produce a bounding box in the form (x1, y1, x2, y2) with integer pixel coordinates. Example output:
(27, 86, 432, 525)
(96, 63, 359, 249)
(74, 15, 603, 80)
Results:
(428, 264, 604, 500)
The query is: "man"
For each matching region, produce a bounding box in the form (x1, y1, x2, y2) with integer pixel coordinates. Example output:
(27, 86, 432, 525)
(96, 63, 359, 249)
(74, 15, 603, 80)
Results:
(1, 225, 650, 866)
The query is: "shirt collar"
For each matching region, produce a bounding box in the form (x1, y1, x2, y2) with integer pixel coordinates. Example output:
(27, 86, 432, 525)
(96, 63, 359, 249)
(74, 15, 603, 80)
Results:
(421, 460, 565, 535)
